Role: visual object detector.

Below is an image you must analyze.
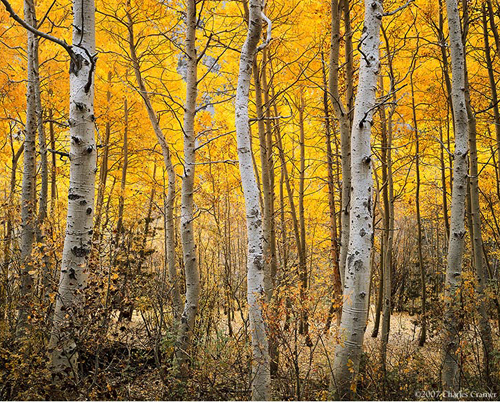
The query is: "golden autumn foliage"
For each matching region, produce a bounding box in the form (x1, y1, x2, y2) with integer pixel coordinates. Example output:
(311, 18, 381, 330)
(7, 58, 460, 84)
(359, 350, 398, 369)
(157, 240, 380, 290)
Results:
(0, 0, 500, 400)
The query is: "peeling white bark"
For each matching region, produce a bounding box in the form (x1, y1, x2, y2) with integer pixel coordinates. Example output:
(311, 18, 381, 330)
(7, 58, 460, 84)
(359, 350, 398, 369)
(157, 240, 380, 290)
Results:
(49, 0, 96, 376)
(330, 0, 382, 398)
(236, 0, 271, 399)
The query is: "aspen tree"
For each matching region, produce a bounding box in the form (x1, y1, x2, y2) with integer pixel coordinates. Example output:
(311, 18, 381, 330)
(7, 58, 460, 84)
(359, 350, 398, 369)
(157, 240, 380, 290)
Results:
(441, 0, 470, 391)
(330, 0, 383, 398)
(235, 0, 271, 398)
(175, 0, 200, 378)
(48, 0, 97, 376)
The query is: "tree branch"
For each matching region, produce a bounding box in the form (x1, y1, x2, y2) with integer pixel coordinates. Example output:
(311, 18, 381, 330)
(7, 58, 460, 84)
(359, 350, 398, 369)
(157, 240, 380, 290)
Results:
(257, 11, 272, 51)
(383, 0, 414, 17)
(0, 0, 74, 58)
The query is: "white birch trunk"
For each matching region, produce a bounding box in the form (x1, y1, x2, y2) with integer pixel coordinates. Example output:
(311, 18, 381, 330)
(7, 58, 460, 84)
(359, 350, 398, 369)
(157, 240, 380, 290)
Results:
(330, 0, 382, 398)
(441, 0, 469, 392)
(49, 0, 96, 376)
(175, 0, 200, 377)
(236, 0, 271, 399)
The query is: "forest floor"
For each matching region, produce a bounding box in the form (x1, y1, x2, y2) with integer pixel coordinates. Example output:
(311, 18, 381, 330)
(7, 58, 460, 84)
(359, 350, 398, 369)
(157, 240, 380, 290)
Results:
(98, 306, 496, 400)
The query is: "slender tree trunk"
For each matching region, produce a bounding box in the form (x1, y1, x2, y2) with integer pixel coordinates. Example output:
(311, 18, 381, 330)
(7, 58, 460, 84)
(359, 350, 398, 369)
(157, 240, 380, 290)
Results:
(329, 0, 352, 287)
(175, 0, 200, 378)
(321, 51, 342, 331)
(49, 108, 57, 211)
(463, 31, 496, 386)
(49, 0, 96, 376)
(93, 71, 112, 240)
(33, 33, 51, 292)
(483, 5, 500, 173)
(115, 98, 128, 242)
(126, 7, 181, 323)
(261, 49, 277, 290)
(330, 1, 383, 398)
(254, 56, 274, 301)
(486, 0, 500, 57)
(297, 94, 310, 341)
(410, 73, 426, 347)
(34, 40, 47, 225)
(260, 48, 279, 376)
(235, 0, 271, 398)
(380, 74, 394, 371)
(441, 0, 469, 392)
(2, 141, 23, 321)
(17, 0, 38, 335)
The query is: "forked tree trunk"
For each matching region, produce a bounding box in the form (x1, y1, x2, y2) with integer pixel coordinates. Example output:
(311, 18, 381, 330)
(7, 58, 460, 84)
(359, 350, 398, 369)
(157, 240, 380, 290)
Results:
(49, 0, 96, 376)
(441, 0, 469, 392)
(330, 0, 382, 398)
(235, 0, 271, 398)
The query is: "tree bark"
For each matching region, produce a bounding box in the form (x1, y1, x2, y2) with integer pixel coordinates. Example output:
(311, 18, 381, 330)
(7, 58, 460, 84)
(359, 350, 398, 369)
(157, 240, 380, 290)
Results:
(329, 0, 352, 287)
(330, 0, 382, 398)
(49, 108, 57, 211)
(441, 0, 469, 392)
(235, 0, 271, 398)
(463, 12, 496, 385)
(93, 71, 112, 241)
(115, 98, 128, 242)
(175, 0, 200, 378)
(410, 72, 426, 347)
(482, 5, 500, 177)
(379, 73, 394, 371)
(321, 51, 342, 331)
(49, 0, 96, 376)
(17, 0, 38, 336)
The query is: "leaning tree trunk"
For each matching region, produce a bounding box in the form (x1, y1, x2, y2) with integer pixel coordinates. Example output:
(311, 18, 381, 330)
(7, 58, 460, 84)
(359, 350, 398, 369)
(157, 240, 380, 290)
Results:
(175, 0, 200, 378)
(49, 0, 96, 376)
(235, 0, 271, 399)
(125, 8, 182, 323)
(330, 0, 382, 399)
(441, 0, 469, 392)
(17, 0, 38, 336)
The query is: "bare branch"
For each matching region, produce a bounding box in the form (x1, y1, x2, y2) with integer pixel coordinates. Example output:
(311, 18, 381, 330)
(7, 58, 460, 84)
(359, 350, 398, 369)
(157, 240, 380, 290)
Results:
(383, 0, 414, 17)
(257, 11, 272, 52)
(0, 0, 73, 58)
